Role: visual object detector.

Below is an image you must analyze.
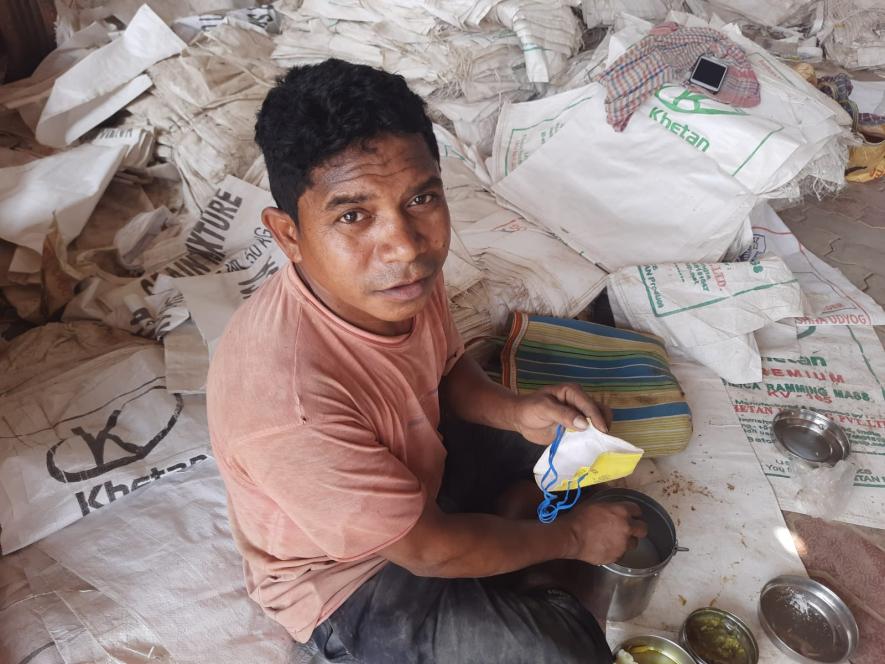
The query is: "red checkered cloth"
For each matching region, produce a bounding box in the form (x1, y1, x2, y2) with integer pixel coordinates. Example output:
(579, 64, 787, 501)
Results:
(599, 22, 761, 132)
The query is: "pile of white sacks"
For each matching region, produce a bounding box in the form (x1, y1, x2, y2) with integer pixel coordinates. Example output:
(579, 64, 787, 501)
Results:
(0, 0, 873, 388)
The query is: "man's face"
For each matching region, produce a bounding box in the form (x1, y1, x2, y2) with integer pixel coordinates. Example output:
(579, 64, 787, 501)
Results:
(263, 133, 451, 336)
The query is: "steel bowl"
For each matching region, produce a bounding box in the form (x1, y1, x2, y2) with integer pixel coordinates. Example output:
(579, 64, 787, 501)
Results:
(680, 607, 759, 664)
(615, 634, 696, 664)
(771, 409, 850, 468)
(758, 575, 858, 663)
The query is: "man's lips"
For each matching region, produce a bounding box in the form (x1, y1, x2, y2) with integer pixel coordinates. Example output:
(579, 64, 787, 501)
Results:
(377, 275, 433, 301)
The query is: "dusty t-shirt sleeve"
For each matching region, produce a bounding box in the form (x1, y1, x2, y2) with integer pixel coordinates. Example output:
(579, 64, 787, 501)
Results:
(237, 421, 425, 561)
(436, 275, 464, 375)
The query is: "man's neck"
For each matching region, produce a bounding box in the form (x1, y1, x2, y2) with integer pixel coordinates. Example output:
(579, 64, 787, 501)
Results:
(293, 264, 413, 336)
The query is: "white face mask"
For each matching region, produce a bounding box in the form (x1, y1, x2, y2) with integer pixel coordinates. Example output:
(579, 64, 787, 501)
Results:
(535, 424, 644, 523)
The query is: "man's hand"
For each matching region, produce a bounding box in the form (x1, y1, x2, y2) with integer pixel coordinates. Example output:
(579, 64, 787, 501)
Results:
(513, 383, 612, 445)
(563, 501, 648, 565)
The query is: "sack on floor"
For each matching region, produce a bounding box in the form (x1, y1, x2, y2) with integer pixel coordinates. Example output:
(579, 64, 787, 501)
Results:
(0, 327, 209, 554)
(607, 257, 804, 384)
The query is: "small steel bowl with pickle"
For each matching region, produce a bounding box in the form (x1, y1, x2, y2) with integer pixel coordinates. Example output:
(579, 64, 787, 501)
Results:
(679, 607, 759, 664)
(612, 607, 759, 664)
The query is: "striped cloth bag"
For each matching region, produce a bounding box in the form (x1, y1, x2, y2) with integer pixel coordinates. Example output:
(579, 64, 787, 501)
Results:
(493, 313, 692, 457)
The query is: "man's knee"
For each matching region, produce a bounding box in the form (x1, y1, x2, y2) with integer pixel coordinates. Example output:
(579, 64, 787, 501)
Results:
(494, 479, 543, 520)
(454, 587, 611, 663)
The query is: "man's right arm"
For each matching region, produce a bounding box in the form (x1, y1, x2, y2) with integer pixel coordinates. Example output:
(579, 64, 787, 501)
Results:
(380, 499, 646, 579)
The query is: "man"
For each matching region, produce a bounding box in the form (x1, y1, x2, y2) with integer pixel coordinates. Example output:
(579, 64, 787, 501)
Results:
(208, 59, 647, 663)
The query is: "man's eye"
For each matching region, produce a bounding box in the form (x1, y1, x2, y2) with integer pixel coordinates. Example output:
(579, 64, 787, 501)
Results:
(339, 210, 365, 224)
(409, 193, 435, 206)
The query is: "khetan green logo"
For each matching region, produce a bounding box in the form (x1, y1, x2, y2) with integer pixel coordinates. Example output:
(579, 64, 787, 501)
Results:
(648, 106, 710, 152)
(655, 86, 748, 116)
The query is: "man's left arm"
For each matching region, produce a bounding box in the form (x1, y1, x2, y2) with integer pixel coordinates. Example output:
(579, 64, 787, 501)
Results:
(439, 353, 610, 445)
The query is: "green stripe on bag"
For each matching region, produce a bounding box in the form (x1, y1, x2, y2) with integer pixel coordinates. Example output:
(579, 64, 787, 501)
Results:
(493, 313, 692, 457)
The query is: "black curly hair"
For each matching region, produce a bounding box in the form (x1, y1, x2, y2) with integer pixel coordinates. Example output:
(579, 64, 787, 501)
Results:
(255, 59, 440, 224)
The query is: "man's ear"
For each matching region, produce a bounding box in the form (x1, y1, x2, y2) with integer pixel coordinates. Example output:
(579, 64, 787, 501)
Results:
(262, 207, 302, 263)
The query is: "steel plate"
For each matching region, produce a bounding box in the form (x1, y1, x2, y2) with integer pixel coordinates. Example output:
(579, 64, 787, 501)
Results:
(771, 409, 850, 467)
(758, 575, 858, 663)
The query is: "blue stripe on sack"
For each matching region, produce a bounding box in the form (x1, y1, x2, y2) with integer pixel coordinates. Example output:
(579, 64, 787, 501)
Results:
(516, 350, 673, 374)
(517, 366, 676, 384)
(612, 402, 692, 420)
(529, 317, 666, 347)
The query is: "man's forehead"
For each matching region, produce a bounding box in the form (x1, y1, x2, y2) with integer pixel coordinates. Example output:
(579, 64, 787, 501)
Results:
(310, 134, 438, 191)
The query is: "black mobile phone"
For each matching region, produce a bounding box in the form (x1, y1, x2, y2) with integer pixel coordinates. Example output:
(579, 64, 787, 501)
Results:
(689, 56, 728, 93)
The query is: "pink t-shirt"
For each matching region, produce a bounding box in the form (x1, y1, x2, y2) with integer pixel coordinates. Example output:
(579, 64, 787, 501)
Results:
(207, 264, 464, 642)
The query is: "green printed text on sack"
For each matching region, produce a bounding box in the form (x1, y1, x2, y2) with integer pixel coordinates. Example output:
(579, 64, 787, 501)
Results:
(649, 106, 710, 152)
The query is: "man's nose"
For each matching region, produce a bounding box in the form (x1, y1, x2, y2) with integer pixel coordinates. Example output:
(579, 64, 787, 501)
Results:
(378, 209, 425, 264)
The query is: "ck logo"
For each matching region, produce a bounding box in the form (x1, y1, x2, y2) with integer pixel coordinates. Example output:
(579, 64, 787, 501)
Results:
(654, 86, 747, 116)
(45, 382, 183, 483)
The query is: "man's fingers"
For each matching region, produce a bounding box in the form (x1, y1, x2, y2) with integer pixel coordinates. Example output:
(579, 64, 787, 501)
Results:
(601, 403, 614, 429)
(614, 500, 643, 518)
(543, 395, 589, 431)
(630, 519, 649, 540)
(555, 383, 608, 433)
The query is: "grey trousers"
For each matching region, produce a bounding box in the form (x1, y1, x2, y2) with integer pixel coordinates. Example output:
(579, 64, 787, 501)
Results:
(308, 419, 612, 664)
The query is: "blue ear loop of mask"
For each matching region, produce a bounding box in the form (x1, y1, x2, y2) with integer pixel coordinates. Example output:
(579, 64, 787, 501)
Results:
(537, 425, 589, 524)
